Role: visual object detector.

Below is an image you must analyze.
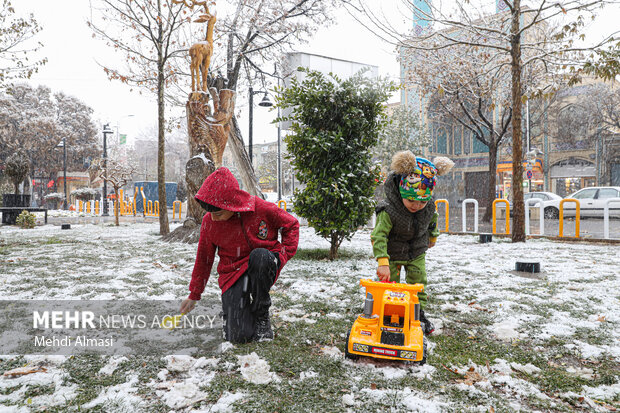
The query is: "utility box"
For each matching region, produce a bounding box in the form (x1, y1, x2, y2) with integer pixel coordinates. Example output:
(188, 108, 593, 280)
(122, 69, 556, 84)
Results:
(133, 181, 177, 213)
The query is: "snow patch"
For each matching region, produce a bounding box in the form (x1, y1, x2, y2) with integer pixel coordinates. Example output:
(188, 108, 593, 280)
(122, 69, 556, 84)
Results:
(237, 352, 281, 384)
(321, 346, 342, 359)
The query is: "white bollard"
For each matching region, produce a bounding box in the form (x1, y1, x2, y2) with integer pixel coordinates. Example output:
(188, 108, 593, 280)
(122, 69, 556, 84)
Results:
(462, 199, 479, 233)
(603, 198, 620, 239)
(525, 198, 545, 236)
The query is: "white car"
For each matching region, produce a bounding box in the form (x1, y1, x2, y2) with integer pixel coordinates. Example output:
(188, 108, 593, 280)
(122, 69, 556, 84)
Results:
(544, 187, 620, 218)
(520, 191, 564, 219)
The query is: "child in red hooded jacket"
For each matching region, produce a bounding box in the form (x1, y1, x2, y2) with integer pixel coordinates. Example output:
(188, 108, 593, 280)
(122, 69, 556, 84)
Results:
(180, 167, 299, 343)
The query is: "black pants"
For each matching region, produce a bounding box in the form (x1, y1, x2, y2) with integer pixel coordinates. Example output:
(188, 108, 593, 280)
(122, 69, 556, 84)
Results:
(221, 248, 279, 343)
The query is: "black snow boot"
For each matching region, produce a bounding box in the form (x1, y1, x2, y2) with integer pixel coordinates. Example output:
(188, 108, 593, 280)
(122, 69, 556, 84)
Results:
(419, 309, 435, 336)
(254, 311, 273, 341)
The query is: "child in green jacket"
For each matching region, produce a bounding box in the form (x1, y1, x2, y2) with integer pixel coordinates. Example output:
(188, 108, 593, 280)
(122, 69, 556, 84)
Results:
(371, 151, 454, 335)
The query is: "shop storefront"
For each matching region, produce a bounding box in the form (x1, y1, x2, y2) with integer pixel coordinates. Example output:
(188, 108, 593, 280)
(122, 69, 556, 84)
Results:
(549, 157, 596, 197)
(496, 158, 544, 199)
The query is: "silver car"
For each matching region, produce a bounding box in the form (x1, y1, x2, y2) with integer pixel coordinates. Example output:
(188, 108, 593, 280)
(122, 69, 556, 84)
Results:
(544, 187, 620, 218)
(521, 191, 564, 219)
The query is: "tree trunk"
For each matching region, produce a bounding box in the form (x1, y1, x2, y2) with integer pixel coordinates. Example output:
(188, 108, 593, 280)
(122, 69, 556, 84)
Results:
(157, 63, 170, 236)
(163, 81, 239, 243)
(482, 142, 498, 223)
(510, 0, 525, 242)
(228, 116, 262, 196)
(329, 232, 344, 261)
(114, 187, 120, 226)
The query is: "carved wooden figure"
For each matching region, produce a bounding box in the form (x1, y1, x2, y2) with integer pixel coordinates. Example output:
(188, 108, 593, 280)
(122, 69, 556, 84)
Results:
(173, 0, 216, 95)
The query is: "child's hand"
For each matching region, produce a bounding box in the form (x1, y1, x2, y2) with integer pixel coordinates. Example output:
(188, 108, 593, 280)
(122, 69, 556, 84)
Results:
(377, 265, 391, 282)
(428, 240, 436, 248)
(180, 298, 197, 314)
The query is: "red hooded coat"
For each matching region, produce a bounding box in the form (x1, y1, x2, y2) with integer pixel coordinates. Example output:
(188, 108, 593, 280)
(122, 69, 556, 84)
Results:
(188, 167, 299, 300)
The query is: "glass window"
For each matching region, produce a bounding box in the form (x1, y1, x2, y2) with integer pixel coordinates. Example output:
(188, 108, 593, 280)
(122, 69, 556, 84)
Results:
(463, 130, 471, 154)
(454, 128, 462, 155)
(573, 188, 598, 199)
(598, 188, 619, 199)
(437, 128, 447, 154)
(472, 132, 489, 153)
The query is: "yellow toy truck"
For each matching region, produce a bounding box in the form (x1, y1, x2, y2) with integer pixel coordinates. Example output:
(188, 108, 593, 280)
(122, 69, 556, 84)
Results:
(345, 279, 427, 364)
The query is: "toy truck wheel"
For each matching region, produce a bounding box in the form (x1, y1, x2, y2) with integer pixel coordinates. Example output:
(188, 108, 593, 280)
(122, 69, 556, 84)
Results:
(420, 336, 428, 365)
(344, 332, 359, 361)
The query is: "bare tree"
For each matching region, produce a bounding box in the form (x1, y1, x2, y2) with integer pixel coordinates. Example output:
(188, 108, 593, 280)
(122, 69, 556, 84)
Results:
(90, 158, 135, 226)
(402, 33, 515, 222)
(0, 0, 47, 86)
(88, 0, 197, 236)
(348, 0, 620, 241)
(373, 104, 430, 170)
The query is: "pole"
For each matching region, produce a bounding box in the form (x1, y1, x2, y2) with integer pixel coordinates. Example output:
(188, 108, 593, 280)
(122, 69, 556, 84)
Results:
(526, 99, 531, 192)
(63, 138, 67, 210)
(249, 87, 254, 164)
(102, 124, 111, 216)
(277, 105, 282, 201)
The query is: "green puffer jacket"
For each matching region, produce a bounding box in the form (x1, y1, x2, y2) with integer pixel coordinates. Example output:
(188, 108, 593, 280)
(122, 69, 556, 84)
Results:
(371, 172, 439, 263)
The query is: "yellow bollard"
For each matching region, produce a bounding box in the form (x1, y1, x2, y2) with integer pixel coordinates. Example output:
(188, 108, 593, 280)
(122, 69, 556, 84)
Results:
(434, 199, 449, 232)
(147, 200, 153, 216)
(559, 199, 580, 238)
(155, 201, 160, 217)
(492, 199, 510, 234)
(133, 189, 138, 216)
(140, 186, 147, 217)
(79, 200, 83, 213)
(119, 189, 124, 215)
(173, 200, 182, 220)
(277, 200, 287, 210)
(95, 200, 100, 215)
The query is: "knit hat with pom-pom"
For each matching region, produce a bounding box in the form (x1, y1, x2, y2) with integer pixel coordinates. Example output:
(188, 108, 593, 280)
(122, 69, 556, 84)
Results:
(391, 151, 454, 201)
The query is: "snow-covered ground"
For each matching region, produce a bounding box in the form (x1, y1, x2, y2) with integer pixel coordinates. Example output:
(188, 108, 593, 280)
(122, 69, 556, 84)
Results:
(0, 222, 618, 412)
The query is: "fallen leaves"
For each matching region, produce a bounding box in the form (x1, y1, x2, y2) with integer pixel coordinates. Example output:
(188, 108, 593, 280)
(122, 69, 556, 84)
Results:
(468, 301, 492, 312)
(3, 366, 47, 377)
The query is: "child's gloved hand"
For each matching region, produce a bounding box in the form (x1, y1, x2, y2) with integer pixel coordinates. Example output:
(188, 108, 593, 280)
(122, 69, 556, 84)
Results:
(377, 265, 391, 282)
(180, 298, 197, 314)
(428, 240, 436, 248)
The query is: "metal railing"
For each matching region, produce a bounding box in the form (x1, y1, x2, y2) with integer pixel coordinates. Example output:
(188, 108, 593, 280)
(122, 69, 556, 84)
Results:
(434, 199, 449, 232)
(559, 199, 580, 238)
(461, 198, 478, 233)
(492, 199, 510, 235)
(524, 198, 544, 236)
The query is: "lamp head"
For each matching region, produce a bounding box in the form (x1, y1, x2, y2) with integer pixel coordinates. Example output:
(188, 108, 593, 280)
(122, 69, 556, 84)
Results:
(258, 93, 273, 107)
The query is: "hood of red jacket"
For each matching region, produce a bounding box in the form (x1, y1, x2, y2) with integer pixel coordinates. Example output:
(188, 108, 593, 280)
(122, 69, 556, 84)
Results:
(195, 167, 255, 212)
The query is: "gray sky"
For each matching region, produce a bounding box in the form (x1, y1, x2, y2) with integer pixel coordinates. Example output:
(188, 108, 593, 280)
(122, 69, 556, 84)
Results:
(17, 0, 402, 146)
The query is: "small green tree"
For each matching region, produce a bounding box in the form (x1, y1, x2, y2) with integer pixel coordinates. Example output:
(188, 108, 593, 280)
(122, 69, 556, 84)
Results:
(277, 68, 397, 260)
(16, 210, 35, 228)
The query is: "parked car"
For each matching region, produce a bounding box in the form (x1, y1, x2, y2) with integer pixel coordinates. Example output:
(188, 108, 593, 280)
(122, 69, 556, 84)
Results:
(544, 187, 620, 218)
(522, 192, 564, 219)
(507, 192, 563, 219)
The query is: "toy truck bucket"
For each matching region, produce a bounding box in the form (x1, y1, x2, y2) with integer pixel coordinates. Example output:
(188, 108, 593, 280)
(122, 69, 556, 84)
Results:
(360, 279, 423, 319)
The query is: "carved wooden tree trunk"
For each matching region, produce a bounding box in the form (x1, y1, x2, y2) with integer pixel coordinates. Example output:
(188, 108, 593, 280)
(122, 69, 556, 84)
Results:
(164, 78, 261, 243)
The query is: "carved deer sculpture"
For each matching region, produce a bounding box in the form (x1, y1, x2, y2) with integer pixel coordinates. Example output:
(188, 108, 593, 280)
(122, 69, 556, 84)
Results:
(173, 0, 217, 94)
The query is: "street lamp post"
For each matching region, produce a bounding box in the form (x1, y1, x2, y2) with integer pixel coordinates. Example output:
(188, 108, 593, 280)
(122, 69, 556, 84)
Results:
(248, 87, 273, 168)
(56, 138, 68, 210)
(102, 124, 114, 216)
(62, 138, 67, 210)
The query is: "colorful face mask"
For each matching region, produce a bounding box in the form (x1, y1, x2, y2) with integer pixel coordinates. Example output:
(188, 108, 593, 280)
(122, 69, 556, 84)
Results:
(399, 157, 438, 201)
